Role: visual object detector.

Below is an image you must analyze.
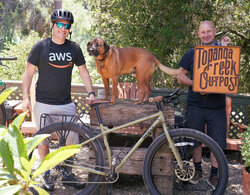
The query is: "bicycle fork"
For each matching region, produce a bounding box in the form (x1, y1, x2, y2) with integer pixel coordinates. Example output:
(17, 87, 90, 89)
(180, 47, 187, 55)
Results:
(159, 111, 184, 171)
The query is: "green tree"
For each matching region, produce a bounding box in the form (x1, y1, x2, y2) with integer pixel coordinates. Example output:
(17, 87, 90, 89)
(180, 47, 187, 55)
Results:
(0, 0, 249, 92)
(0, 0, 102, 85)
(86, 0, 249, 92)
(0, 0, 53, 51)
(0, 31, 41, 81)
(62, 0, 102, 84)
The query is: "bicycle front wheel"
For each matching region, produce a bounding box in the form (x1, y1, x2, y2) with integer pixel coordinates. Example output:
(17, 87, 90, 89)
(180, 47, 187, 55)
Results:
(143, 128, 228, 195)
(0, 103, 6, 126)
(33, 122, 104, 195)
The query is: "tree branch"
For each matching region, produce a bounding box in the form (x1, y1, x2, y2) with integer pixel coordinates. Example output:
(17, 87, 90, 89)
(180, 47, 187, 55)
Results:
(216, 30, 249, 43)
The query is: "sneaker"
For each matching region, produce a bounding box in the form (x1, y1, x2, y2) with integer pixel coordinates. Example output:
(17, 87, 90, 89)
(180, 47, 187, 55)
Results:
(42, 173, 55, 191)
(189, 171, 203, 184)
(207, 175, 218, 190)
(62, 173, 86, 189)
(55, 157, 73, 175)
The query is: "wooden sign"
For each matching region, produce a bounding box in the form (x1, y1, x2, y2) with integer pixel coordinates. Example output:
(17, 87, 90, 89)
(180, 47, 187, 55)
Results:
(193, 45, 241, 94)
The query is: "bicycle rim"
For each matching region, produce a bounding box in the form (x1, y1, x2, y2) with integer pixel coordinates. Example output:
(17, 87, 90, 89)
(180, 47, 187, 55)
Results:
(143, 128, 228, 195)
(0, 103, 6, 126)
(33, 122, 104, 194)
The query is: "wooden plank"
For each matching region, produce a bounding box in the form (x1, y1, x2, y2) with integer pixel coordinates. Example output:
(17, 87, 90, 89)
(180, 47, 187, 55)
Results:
(90, 99, 174, 128)
(115, 126, 146, 135)
(91, 146, 174, 176)
(90, 145, 174, 194)
(150, 143, 174, 195)
(20, 121, 36, 134)
(226, 138, 242, 151)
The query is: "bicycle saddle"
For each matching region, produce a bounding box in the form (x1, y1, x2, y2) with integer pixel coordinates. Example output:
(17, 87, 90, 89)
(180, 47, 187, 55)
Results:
(82, 98, 110, 106)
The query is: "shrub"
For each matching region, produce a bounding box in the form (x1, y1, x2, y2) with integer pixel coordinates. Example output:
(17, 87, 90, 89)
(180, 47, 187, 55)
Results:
(239, 125, 250, 173)
(0, 88, 81, 194)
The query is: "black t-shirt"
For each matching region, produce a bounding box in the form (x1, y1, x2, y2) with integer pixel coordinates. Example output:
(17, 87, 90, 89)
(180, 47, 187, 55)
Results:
(28, 38, 86, 105)
(179, 47, 225, 108)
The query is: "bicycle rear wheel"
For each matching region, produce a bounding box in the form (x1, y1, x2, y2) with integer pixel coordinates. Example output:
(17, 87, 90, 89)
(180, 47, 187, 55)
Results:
(143, 128, 228, 195)
(0, 103, 6, 126)
(33, 122, 104, 195)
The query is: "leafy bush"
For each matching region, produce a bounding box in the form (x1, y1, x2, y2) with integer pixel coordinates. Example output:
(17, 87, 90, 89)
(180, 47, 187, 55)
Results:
(239, 125, 250, 173)
(0, 88, 81, 194)
(0, 31, 41, 81)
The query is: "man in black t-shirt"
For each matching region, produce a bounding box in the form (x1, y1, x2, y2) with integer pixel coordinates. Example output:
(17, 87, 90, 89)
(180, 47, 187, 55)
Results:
(177, 21, 231, 189)
(22, 9, 95, 191)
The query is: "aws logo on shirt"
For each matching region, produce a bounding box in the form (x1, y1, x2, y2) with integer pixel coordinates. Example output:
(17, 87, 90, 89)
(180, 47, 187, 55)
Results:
(48, 52, 73, 68)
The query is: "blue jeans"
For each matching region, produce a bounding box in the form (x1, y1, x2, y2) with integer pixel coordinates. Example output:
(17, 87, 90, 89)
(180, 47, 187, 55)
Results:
(185, 105, 227, 149)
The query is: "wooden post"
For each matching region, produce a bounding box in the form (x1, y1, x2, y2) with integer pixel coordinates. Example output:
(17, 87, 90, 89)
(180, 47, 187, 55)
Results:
(54, 0, 62, 9)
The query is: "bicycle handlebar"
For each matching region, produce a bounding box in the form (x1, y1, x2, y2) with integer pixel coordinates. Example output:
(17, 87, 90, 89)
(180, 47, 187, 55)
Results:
(149, 88, 183, 105)
(0, 57, 17, 60)
(149, 96, 163, 102)
(0, 57, 17, 68)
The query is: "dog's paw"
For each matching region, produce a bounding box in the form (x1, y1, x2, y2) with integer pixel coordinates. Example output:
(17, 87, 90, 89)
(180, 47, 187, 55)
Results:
(110, 99, 116, 104)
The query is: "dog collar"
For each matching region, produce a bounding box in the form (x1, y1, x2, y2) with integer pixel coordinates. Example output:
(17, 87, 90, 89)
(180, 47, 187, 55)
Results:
(95, 47, 110, 62)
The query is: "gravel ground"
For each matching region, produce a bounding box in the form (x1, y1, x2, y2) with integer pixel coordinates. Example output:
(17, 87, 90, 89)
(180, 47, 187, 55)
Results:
(40, 150, 243, 195)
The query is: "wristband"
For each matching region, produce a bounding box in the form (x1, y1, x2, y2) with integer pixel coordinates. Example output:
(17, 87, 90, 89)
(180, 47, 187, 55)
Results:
(88, 91, 96, 97)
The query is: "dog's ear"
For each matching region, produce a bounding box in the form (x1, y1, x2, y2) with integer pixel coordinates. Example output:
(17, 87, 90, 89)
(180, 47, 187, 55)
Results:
(104, 41, 110, 53)
(87, 42, 90, 46)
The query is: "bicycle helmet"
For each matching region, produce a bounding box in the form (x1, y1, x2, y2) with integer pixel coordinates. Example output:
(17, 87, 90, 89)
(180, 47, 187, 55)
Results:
(51, 9, 74, 24)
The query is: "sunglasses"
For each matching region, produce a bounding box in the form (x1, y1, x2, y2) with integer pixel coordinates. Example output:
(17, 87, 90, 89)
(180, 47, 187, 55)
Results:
(56, 22, 71, 30)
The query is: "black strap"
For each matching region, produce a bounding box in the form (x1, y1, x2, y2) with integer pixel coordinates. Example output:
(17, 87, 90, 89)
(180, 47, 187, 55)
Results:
(88, 91, 96, 96)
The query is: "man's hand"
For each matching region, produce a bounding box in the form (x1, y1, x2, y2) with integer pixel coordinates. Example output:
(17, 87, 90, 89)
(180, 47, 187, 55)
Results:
(221, 35, 231, 46)
(21, 98, 31, 116)
(89, 94, 95, 100)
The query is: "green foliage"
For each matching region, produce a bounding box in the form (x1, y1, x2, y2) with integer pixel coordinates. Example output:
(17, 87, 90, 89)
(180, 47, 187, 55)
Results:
(63, 0, 103, 84)
(239, 125, 250, 172)
(0, 0, 20, 50)
(86, 0, 249, 92)
(0, 90, 81, 194)
(0, 88, 16, 105)
(0, 31, 41, 81)
(0, 0, 249, 92)
(0, 0, 53, 50)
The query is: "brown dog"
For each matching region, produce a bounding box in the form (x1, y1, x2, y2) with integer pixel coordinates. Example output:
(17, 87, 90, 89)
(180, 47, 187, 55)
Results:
(87, 38, 181, 104)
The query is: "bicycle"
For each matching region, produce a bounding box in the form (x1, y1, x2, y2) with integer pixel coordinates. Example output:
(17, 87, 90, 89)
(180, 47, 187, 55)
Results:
(33, 89, 228, 195)
(0, 57, 17, 126)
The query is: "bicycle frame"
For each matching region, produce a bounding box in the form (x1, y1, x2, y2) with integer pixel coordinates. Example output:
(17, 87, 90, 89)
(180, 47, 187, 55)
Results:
(78, 104, 184, 178)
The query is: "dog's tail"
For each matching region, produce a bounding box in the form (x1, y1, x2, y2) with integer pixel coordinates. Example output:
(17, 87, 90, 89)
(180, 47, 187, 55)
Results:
(154, 57, 181, 76)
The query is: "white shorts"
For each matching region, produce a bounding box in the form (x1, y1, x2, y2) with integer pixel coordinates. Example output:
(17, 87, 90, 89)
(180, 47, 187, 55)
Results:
(34, 101, 79, 145)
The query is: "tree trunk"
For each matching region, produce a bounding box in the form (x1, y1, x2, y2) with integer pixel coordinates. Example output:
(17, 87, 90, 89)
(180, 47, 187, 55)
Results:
(54, 0, 62, 9)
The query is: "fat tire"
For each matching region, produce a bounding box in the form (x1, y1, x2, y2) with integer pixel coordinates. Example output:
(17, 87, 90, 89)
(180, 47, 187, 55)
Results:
(0, 103, 6, 126)
(143, 128, 228, 195)
(34, 122, 104, 195)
